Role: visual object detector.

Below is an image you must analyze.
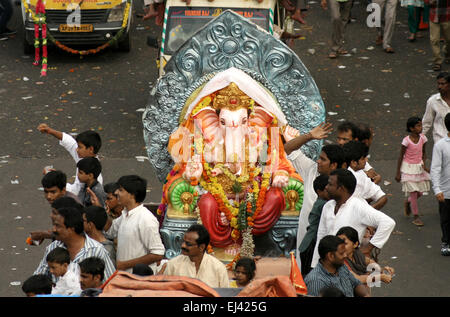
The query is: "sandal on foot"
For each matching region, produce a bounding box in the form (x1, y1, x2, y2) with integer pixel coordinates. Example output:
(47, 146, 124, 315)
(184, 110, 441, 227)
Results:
(384, 47, 395, 53)
(433, 64, 442, 71)
(328, 51, 337, 59)
(412, 217, 424, 226)
(337, 49, 348, 55)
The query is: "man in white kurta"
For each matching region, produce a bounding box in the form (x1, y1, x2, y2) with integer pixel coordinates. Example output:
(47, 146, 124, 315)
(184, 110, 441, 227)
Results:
(311, 170, 396, 267)
(163, 224, 229, 288)
(106, 204, 165, 274)
(164, 252, 229, 288)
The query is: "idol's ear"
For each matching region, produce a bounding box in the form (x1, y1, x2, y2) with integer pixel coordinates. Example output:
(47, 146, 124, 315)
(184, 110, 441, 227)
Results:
(249, 106, 274, 127)
(192, 107, 220, 143)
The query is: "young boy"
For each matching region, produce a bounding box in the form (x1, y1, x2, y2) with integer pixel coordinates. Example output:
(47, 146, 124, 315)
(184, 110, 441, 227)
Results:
(83, 206, 116, 263)
(298, 174, 330, 276)
(42, 170, 81, 205)
(22, 274, 53, 297)
(37, 124, 103, 196)
(355, 123, 381, 184)
(343, 141, 387, 210)
(76, 157, 107, 208)
(79, 257, 105, 291)
(104, 175, 165, 273)
(104, 182, 124, 219)
(46, 247, 82, 296)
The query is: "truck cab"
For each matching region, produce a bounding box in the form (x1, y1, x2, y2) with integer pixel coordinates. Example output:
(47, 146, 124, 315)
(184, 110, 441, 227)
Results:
(21, 0, 133, 54)
(155, 0, 285, 77)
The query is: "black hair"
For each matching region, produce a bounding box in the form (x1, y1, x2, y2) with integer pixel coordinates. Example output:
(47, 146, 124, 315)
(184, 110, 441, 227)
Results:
(342, 141, 369, 167)
(337, 121, 359, 139)
(437, 72, 450, 83)
(132, 263, 154, 276)
(235, 257, 256, 281)
(445, 113, 450, 132)
(22, 274, 52, 295)
(51, 196, 84, 214)
(41, 170, 67, 190)
(117, 175, 147, 203)
(79, 257, 105, 281)
(319, 286, 345, 297)
(313, 174, 329, 194)
(46, 247, 70, 264)
(406, 116, 422, 133)
(186, 224, 210, 252)
(318, 235, 345, 260)
(321, 144, 346, 168)
(104, 182, 120, 194)
(355, 124, 372, 143)
(336, 226, 360, 245)
(329, 169, 357, 195)
(76, 130, 102, 154)
(56, 207, 84, 235)
(83, 206, 107, 231)
(76, 157, 102, 179)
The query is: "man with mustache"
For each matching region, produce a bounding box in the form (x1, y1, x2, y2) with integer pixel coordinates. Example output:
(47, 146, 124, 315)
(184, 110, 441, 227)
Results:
(423, 72, 450, 144)
(33, 207, 115, 284)
(162, 224, 229, 288)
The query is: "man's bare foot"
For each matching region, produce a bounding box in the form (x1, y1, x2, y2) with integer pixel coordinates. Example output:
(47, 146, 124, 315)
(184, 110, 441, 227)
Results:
(291, 10, 306, 24)
(143, 6, 158, 20)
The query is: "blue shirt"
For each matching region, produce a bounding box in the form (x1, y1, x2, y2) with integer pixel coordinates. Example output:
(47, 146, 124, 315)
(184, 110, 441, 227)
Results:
(304, 261, 361, 297)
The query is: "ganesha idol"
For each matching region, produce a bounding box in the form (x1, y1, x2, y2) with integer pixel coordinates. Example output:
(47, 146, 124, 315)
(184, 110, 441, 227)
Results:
(157, 68, 305, 262)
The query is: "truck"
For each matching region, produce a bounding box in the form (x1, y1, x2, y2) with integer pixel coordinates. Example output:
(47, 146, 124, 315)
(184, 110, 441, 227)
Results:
(20, 0, 133, 54)
(150, 0, 287, 77)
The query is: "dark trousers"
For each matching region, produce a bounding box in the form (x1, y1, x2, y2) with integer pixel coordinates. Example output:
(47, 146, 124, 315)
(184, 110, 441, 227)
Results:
(439, 199, 450, 244)
(299, 238, 316, 277)
(0, 0, 13, 34)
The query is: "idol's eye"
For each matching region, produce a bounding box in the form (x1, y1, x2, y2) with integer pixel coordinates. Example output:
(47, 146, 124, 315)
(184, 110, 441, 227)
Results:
(242, 118, 247, 124)
(220, 119, 226, 126)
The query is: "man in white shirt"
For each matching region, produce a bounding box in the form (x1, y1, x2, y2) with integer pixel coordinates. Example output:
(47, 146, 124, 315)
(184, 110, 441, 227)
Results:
(343, 141, 387, 210)
(430, 113, 450, 256)
(284, 123, 344, 264)
(423, 72, 450, 144)
(162, 224, 229, 288)
(104, 175, 165, 274)
(311, 169, 395, 268)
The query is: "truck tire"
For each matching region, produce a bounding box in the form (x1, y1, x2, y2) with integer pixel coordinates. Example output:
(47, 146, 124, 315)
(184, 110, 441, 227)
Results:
(23, 38, 34, 55)
(118, 31, 131, 52)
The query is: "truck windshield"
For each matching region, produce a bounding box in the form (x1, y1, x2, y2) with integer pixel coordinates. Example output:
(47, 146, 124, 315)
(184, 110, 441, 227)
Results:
(164, 7, 270, 55)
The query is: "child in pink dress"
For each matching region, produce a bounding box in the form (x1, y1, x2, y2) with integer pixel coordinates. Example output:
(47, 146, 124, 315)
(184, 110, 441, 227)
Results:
(395, 117, 431, 226)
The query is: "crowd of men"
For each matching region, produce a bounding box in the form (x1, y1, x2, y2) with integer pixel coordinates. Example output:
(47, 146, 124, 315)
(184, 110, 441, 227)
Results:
(19, 72, 450, 297)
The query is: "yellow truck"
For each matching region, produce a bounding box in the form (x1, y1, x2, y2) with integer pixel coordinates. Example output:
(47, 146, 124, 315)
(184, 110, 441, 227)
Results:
(21, 0, 133, 54)
(151, 0, 286, 77)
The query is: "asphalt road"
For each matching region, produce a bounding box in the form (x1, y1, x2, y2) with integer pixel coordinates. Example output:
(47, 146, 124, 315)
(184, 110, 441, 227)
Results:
(1, 0, 449, 297)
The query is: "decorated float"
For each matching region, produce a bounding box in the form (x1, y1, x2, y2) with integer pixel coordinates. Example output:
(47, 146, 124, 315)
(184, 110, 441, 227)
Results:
(142, 9, 325, 266)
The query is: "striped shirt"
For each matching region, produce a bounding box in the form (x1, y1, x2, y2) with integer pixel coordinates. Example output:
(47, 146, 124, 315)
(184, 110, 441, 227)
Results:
(34, 234, 116, 283)
(304, 261, 361, 297)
